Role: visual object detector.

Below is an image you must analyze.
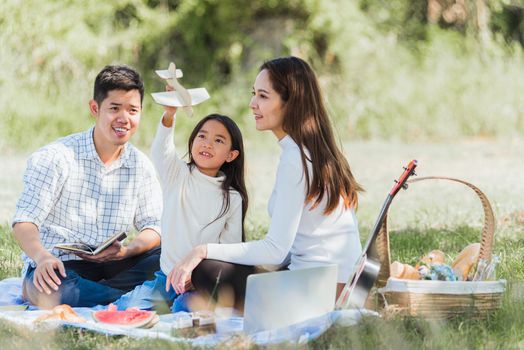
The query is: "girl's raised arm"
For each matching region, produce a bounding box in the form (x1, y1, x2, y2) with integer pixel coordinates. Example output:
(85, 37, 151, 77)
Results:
(150, 108, 187, 185)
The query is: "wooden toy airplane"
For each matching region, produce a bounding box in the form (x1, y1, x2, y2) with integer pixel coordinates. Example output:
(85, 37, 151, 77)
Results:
(151, 61, 210, 117)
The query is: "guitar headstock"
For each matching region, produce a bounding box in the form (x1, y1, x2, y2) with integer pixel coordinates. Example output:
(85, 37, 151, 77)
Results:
(389, 160, 418, 197)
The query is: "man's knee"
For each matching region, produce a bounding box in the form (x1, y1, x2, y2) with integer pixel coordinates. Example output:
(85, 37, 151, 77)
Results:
(23, 277, 60, 309)
(23, 269, 81, 309)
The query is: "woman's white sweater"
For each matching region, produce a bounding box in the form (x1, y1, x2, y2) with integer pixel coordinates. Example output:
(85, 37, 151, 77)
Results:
(207, 135, 361, 283)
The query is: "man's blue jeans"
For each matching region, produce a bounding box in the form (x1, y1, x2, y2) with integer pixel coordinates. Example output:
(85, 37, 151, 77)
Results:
(23, 247, 160, 308)
(113, 270, 191, 313)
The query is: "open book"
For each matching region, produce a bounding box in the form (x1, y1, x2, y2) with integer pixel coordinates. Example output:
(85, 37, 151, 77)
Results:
(54, 232, 127, 255)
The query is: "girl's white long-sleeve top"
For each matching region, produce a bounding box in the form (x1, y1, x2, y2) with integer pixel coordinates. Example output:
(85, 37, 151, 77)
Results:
(151, 118, 242, 275)
(207, 135, 362, 283)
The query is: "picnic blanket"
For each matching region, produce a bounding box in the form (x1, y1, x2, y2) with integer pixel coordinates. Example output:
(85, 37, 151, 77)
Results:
(0, 277, 377, 347)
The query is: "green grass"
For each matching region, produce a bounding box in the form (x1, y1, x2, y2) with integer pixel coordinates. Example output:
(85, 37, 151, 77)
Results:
(1, 224, 523, 349)
(0, 225, 23, 280)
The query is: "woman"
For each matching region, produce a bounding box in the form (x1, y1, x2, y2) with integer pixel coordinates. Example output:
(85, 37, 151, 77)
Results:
(167, 56, 363, 309)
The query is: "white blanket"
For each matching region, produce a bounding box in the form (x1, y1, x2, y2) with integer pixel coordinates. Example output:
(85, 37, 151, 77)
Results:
(0, 277, 377, 346)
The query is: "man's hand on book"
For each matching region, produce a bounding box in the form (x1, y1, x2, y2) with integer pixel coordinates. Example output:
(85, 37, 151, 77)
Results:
(76, 241, 127, 262)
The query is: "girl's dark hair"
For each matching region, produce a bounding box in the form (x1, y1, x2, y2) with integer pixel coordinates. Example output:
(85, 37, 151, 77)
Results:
(260, 56, 363, 214)
(187, 114, 248, 241)
(93, 65, 144, 105)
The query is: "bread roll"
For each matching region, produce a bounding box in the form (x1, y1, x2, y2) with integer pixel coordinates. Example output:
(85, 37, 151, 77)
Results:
(401, 264, 422, 280)
(452, 243, 481, 280)
(35, 304, 86, 323)
(390, 261, 421, 280)
(390, 261, 405, 278)
(419, 250, 446, 266)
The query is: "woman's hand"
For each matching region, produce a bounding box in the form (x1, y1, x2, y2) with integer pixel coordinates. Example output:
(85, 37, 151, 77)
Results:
(166, 245, 207, 294)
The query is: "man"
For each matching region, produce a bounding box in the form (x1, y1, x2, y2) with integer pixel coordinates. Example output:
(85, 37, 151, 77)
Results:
(12, 65, 163, 308)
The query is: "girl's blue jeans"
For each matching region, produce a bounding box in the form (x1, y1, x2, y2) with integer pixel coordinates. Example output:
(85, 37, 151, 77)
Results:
(113, 270, 191, 313)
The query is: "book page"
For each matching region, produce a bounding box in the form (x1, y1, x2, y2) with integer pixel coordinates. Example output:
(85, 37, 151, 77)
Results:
(92, 232, 127, 255)
(54, 232, 127, 256)
(54, 243, 96, 254)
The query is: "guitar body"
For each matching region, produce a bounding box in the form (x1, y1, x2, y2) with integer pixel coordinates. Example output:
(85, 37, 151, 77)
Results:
(345, 254, 381, 309)
(336, 160, 417, 309)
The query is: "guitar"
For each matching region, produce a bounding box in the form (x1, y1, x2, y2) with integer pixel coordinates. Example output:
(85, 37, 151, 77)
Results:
(335, 160, 418, 309)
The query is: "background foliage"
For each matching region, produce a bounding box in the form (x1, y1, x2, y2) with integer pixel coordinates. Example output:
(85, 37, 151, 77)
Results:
(1, 0, 524, 153)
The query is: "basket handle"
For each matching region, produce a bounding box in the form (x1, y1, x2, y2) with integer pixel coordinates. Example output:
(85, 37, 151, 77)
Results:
(375, 176, 495, 287)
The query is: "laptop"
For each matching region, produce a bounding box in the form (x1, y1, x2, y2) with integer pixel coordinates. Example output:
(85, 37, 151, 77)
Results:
(243, 264, 337, 333)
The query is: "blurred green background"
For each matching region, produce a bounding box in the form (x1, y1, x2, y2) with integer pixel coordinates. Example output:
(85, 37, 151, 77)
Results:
(1, 0, 524, 153)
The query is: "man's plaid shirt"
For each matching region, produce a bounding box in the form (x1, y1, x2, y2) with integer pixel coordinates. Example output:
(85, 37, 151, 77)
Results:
(12, 127, 162, 272)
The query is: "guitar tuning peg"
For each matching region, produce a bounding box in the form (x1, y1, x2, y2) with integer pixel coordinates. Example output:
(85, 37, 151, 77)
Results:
(402, 183, 409, 190)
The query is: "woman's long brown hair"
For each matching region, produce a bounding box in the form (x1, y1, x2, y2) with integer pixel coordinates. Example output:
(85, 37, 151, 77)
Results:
(260, 56, 363, 213)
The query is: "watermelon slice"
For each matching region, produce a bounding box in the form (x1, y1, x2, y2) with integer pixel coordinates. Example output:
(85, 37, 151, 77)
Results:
(93, 304, 157, 328)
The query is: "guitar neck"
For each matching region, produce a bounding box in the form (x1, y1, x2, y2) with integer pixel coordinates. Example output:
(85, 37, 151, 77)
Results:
(336, 160, 417, 310)
(361, 160, 417, 255)
(361, 193, 393, 256)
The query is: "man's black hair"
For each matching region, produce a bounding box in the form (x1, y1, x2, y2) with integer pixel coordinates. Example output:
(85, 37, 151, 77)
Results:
(93, 65, 144, 105)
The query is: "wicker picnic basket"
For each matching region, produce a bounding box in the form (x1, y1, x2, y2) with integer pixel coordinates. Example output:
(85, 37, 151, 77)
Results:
(373, 176, 506, 319)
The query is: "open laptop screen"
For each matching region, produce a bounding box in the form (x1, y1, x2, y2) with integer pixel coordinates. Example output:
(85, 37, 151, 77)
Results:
(243, 265, 337, 334)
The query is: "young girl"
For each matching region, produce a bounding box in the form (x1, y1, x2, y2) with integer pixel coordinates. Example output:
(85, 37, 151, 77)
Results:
(169, 56, 363, 309)
(112, 104, 248, 312)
